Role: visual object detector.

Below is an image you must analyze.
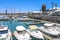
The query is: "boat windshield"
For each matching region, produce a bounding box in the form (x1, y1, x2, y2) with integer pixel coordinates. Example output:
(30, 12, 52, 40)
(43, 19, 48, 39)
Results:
(0, 30, 8, 34)
(17, 30, 26, 34)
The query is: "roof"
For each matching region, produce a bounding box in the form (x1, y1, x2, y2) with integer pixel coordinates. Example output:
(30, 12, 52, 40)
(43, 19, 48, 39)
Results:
(16, 26, 26, 31)
(29, 25, 38, 30)
(44, 23, 55, 27)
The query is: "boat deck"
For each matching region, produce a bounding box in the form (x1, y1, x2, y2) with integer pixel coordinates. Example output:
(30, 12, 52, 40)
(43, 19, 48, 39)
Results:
(42, 32, 60, 40)
(38, 27, 60, 40)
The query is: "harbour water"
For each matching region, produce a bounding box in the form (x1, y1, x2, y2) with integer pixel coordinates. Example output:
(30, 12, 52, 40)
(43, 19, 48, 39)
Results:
(0, 20, 43, 40)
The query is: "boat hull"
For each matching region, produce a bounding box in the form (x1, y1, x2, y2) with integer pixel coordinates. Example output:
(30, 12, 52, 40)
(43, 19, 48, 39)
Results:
(31, 36, 44, 40)
(27, 29, 44, 40)
(14, 31, 31, 40)
(39, 29, 58, 38)
(0, 29, 12, 40)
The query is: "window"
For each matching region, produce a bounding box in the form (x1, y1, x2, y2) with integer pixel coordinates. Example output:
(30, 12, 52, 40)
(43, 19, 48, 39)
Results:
(0, 30, 8, 34)
(17, 30, 26, 34)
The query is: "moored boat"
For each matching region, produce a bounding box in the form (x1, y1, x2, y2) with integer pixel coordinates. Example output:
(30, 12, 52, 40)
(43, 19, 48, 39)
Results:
(0, 25, 12, 40)
(14, 26, 31, 40)
(38, 23, 59, 38)
(27, 25, 44, 40)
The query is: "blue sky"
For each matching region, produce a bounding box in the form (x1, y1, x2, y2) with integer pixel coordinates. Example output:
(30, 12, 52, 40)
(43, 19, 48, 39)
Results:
(0, 0, 60, 13)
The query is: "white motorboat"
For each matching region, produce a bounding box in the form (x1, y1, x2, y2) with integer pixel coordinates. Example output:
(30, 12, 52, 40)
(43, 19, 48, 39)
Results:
(38, 23, 59, 38)
(53, 24, 60, 33)
(14, 26, 31, 40)
(27, 25, 44, 40)
(0, 25, 12, 40)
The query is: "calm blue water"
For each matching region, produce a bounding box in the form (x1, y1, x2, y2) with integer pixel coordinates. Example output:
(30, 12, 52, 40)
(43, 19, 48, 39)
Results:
(0, 20, 43, 40)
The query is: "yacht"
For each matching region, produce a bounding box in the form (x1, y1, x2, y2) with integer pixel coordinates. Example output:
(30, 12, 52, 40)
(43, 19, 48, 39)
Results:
(0, 25, 12, 40)
(38, 23, 59, 38)
(53, 24, 60, 33)
(27, 25, 44, 40)
(47, 7, 60, 16)
(14, 26, 31, 40)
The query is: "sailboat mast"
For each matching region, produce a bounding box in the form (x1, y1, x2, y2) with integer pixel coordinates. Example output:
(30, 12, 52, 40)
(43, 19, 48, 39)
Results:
(55, 3, 57, 9)
(14, 7, 15, 14)
(52, 2, 54, 13)
(5, 6, 7, 15)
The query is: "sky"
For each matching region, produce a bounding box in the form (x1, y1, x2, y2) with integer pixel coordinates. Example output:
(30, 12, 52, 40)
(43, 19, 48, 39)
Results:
(0, 0, 60, 13)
